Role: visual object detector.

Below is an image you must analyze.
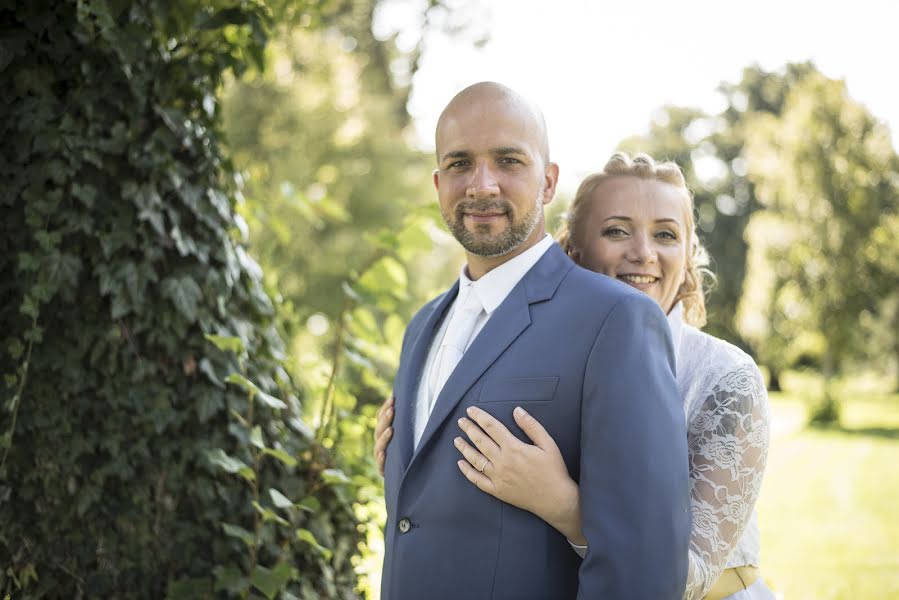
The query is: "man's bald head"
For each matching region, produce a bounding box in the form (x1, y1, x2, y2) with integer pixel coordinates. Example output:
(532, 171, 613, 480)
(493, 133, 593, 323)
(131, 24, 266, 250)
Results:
(435, 82, 550, 165)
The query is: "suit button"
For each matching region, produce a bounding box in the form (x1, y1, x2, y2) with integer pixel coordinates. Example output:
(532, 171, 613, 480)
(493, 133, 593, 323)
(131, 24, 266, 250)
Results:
(398, 517, 411, 533)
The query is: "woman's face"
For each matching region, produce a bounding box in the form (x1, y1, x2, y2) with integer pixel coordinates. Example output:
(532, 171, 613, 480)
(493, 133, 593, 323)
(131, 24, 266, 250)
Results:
(574, 176, 688, 314)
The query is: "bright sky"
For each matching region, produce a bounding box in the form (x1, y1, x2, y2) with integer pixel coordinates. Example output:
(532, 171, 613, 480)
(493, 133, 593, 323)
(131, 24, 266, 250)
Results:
(394, 0, 899, 194)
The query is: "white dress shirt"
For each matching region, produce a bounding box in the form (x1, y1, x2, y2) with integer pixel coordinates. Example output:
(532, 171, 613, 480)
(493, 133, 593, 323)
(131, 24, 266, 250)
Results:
(412, 234, 555, 447)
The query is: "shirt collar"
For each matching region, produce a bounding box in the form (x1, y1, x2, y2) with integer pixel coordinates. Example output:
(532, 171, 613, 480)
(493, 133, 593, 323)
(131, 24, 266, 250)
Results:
(457, 234, 554, 314)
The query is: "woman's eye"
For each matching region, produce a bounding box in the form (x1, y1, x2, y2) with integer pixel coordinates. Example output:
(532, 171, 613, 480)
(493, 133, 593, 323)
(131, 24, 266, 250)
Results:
(656, 231, 677, 241)
(604, 227, 627, 237)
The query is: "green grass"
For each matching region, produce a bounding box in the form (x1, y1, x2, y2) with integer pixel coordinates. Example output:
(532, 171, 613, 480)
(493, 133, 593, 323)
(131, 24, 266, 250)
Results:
(759, 375, 899, 600)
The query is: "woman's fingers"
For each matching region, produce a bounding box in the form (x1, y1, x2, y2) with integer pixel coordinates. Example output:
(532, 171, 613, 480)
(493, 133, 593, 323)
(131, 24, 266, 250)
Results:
(373, 396, 394, 477)
(512, 406, 559, 452)
(453, 436, 492, 475)
(457, 416, 500, 460)
(465, 406, 514, 448)
(457, 459, 496, 496)
(374, 396, 395, 439)
(374, 425, 392, 476)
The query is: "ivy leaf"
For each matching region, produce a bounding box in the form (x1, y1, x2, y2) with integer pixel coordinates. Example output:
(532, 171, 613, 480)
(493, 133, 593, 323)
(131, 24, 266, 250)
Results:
(161, 275, 203, 321)
(204, 334, 245, 356)
(213, 565, 249, 594)
(205, 448, 248, 474)
(224, 373, 286, 409)
(268, 488, 293, 509)
(320, 468, 351, 486)
(249, 425, 264, 449)
(261, 447, 297, 468)
(252, 501, 289, 526)
(297, 496, 320, 514)
(221, 522, 255, 547)
(297, 529, 332, 561)
(250, 563, 294, 600)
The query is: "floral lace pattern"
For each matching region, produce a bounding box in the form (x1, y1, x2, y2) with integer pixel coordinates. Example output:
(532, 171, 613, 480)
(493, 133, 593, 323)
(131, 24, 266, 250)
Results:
(678, 322, 770, 600)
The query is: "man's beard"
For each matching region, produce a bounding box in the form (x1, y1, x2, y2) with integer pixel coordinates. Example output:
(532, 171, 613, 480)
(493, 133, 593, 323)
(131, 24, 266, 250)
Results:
(442, 188, 543, 258)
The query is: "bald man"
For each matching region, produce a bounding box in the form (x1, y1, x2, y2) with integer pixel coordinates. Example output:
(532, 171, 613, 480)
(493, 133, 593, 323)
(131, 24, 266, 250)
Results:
(381, 82, 690, 599)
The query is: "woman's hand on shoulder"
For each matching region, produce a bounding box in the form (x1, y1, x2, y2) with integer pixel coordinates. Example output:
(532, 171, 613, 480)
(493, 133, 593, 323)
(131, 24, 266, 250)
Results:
(374, 395, 395, 476)
(455, 405, 585, 544)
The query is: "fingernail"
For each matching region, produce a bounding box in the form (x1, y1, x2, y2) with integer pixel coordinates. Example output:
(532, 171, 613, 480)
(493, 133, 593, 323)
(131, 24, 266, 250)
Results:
(386, 427, 392, 436)
(466, 406, 476, 416)
(454, 437, 462, 447)
(458, 418, 465, 427)
(514, 407, 525, 418)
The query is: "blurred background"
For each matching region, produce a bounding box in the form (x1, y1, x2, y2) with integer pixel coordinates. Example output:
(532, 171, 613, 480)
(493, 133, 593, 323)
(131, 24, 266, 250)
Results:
(3, 0, 897, 598)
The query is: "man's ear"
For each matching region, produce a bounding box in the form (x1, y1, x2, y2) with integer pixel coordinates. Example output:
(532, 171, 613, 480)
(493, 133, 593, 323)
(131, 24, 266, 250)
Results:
(542, 162, 560, 205)
(432, 168, 440, 191)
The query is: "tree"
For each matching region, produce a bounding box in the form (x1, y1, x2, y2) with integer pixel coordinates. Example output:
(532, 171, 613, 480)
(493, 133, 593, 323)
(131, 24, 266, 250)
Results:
(738, 72, 899, 423)
(1, 2, 362, 597)
(618, 64, 821, 385)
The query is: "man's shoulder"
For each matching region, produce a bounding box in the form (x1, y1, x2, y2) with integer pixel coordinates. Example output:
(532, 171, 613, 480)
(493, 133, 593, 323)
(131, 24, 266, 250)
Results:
(555, 264, 649, 306)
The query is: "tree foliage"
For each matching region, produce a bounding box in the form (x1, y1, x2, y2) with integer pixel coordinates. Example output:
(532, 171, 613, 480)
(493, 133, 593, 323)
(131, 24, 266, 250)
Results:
(618, 63, 821, 356)
(1, 1, 364, 597)
(738, 72, 899, 422)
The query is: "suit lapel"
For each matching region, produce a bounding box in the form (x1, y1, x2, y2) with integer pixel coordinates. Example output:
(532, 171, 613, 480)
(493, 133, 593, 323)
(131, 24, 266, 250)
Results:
(412, 283, 532, 461)
(393, 282, 458, 470)
(410, 244, 576, 461)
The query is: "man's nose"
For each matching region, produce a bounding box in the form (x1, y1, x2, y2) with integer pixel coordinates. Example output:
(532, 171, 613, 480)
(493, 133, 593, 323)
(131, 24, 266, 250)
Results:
(466, 162, 500, 199)
(627, 234, 657, 264)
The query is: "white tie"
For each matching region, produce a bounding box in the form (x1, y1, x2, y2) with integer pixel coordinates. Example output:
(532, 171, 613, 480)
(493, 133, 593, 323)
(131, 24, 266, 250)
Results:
(429, 284, 484, 411)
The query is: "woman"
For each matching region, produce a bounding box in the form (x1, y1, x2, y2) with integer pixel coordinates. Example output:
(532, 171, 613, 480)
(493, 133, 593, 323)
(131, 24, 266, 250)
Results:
(374, 153, 773, 600)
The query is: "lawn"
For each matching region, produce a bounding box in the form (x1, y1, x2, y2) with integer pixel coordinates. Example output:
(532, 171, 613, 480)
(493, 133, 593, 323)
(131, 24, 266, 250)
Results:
(758, 374, 899, 599)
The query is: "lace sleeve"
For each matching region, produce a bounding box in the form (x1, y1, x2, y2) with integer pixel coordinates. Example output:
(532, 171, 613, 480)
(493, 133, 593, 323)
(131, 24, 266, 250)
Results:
(682, 363, 770, 600)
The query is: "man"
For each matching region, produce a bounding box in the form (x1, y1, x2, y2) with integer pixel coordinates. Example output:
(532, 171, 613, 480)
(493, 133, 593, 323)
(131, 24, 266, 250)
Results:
(381, 82, 690, 599)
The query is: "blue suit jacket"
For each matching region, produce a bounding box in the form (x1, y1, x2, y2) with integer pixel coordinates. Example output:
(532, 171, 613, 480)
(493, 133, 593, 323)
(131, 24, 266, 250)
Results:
(382, 244, 690, 600)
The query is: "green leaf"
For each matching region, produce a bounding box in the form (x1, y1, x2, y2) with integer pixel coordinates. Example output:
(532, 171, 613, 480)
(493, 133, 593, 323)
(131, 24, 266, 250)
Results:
(213, 565, 249, 594)
(249, 425, 264, 449)
(166, 576, 212, 600)
(297, 496, 321, 514)
(161, 276, 203, 321)
(250, 563, 294, 600)
(297, 529, 333, 561)
(221, 522, 255, 547)
(261, 447, 297, 468)
(268, 488, 293, 509)
(204, 334, 245, 356)
(252, 501, 289, 526)
(320, 468, 351, 486)
(237, 466, 256, 483)
(224, 373, 286, 409)
(206, 448, 248, 474)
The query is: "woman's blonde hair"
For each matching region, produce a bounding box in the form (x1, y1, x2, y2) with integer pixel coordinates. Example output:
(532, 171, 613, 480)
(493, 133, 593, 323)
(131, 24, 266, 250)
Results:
(556, 152, 713, 327)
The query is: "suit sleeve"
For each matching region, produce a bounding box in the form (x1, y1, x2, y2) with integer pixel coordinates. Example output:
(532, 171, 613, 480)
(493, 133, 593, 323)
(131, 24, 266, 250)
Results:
(577, 294, 691, 600)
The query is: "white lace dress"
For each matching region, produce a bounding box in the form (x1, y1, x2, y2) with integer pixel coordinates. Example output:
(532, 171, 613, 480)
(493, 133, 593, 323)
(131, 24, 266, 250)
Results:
(668, 303, 772, 600)
(572, 303, 772, 599)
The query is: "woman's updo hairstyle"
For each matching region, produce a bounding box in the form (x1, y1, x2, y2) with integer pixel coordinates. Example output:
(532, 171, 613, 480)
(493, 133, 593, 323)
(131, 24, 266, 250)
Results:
(556, 152, 713, 327)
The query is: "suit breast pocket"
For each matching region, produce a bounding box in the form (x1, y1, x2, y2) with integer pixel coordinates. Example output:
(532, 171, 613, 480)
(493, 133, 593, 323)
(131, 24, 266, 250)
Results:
(478, 376, 559, 403)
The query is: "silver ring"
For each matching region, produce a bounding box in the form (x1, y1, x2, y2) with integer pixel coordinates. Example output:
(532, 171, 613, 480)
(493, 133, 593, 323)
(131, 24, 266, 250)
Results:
(478, 458, 490, 473)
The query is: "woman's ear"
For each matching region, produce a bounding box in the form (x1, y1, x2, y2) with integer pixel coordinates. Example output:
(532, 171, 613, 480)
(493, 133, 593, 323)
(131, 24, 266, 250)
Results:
(568, 249, 581, 264)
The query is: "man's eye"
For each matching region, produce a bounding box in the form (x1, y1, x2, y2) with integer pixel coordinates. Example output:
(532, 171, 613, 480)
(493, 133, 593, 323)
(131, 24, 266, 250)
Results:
(447, 160, 469, 169)
(498, 157, 521, 165)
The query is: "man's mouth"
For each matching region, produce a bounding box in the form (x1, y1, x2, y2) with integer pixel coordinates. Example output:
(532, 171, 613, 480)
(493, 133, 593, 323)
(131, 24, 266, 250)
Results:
(464, 211, 507, 223)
